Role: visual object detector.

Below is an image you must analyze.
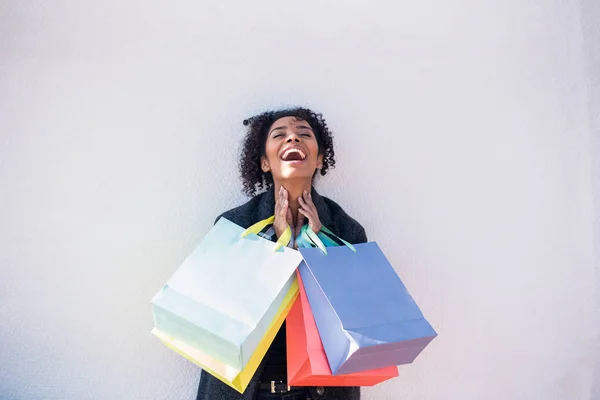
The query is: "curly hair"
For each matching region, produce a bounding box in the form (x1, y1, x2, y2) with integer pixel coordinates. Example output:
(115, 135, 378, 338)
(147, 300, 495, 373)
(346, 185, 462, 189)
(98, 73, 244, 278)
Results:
(239, 107, 336, 197)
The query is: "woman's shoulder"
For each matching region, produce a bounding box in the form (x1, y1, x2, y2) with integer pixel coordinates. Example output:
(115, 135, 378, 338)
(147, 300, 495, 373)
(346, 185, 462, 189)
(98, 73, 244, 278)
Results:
(213, 192, 266, 228)
(319, 195, 368, 244)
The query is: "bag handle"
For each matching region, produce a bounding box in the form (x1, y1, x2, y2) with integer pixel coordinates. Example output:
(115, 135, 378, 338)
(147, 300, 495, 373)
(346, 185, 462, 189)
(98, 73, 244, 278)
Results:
(241, 216, 292, 252)
(296, 224, 356, 254)
(319, 226, 356, 251)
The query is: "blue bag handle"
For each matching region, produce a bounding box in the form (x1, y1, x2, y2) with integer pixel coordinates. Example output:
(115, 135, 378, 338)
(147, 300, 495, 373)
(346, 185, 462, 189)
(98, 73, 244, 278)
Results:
(296, 224, 356, 254)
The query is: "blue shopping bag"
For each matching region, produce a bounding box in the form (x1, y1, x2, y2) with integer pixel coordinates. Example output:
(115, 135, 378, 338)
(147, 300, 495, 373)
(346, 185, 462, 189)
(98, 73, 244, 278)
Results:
(296, 225, 437, 375)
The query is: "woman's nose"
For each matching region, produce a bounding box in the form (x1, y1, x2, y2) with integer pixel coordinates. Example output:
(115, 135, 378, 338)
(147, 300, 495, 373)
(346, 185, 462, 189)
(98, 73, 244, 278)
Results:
(286, 133, 301, 142)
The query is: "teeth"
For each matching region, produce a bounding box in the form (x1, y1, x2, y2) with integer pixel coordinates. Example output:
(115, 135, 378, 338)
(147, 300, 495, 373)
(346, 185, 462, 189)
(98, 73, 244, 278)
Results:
(282, 148, 306, 160)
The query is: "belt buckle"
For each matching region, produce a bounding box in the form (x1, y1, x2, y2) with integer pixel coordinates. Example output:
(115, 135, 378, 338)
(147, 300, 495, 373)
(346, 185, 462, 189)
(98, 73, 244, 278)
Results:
(270, 380, 290, 394)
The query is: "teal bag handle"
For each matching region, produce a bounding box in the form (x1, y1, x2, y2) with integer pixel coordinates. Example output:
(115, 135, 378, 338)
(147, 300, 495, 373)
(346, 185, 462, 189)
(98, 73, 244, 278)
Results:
(316, 231, 340, 247)
(296, 224, 356, 254)
(319, 226, 356, 252)
(297, 224, 327, 254)
(294, 225, 313, 249)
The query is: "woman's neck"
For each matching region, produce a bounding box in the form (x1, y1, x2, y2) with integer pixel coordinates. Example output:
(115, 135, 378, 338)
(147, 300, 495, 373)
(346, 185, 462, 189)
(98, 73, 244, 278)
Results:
(274, 179, 312, 223)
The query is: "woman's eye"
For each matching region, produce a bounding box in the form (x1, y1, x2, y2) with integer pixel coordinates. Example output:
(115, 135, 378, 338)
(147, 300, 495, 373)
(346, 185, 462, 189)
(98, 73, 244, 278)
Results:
(273, 134, 283, 139)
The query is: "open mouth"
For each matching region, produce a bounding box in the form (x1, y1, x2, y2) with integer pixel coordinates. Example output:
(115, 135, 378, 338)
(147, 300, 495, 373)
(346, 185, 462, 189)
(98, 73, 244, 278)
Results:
(280, 148, 307, 162)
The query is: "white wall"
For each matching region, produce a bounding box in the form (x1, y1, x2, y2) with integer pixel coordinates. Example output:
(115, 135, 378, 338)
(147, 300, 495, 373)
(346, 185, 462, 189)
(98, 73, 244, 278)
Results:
(580, 0, 600, 398)
(1, 1, 597, 399)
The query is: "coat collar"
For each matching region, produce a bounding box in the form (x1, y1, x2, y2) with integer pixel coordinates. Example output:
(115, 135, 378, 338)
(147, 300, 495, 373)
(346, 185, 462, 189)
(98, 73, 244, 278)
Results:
(254, 186, 333, 228)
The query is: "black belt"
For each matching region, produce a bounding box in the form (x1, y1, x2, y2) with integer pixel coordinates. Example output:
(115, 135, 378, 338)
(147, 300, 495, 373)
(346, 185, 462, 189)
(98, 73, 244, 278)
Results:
(258, 381, 292, 394)
(256, 381, 308, 400)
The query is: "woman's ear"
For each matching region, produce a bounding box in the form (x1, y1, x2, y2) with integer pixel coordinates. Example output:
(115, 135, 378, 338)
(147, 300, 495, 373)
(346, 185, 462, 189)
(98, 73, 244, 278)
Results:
(261, 156, 270, 172)
(316, 154, 324, 169)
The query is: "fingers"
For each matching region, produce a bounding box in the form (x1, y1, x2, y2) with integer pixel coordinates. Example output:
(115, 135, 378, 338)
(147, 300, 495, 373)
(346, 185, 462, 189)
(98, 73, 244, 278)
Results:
(297, 201, 316, 222)
(302, 189, 315, 209)
(281, 199, 288, 221)
(298, 196, 317, 221)
(280, 187, 289, 222)
(277, 186, 285, 208)
(298, 202, 319, 226)
(275, 186, 289, 238)
(299, 190, 316, 215)
(277, 187, 287, 207)
(277, 186, 288, 204)
(298, 189, 321, 233)
(280, 197, 288, 222)
(276, 186, 322, 237)
(275, 186, 282, 212)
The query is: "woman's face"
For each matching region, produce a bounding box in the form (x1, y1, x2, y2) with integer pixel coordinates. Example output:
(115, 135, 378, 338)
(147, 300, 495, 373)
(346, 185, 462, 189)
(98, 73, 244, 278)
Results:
(261, 116, 323, 182)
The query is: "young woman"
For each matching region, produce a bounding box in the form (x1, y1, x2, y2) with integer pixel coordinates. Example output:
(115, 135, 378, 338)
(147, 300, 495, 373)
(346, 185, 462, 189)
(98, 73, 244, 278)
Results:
(196, 107, 367, 400)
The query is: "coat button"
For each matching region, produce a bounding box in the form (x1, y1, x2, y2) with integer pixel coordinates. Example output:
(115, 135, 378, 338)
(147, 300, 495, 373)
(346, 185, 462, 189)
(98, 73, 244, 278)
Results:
(316, 386, 325, 395)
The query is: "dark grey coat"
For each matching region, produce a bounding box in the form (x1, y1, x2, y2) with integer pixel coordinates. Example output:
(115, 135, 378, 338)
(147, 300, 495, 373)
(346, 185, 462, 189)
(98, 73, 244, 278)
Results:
(196, 187, 367, 400)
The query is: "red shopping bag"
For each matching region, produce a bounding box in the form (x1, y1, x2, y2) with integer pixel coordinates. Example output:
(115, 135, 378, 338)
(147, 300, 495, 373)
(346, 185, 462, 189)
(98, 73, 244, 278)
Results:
(286, 270, 399, 386)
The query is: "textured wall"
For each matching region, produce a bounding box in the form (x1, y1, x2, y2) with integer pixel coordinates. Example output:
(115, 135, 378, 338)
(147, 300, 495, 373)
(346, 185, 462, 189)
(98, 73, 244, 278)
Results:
(1, 1, 597, 399)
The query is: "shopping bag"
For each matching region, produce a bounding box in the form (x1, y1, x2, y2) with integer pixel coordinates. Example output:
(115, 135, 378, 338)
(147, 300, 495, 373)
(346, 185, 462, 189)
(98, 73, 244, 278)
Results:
(287, 271, 399, 386)
(151, 216, 302, 371)
(152, 278, 298, 393)
(296, 225, 437, 375)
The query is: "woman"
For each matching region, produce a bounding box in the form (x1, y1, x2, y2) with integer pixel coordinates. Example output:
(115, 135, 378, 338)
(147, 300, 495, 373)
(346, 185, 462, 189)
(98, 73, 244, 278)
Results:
(196, 107, 367, 400)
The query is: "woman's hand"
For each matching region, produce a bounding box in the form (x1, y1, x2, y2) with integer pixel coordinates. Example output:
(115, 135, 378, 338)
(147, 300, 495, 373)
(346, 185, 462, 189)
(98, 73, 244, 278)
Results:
(297, 190, 322, 234)
(274, 186, 293, 240)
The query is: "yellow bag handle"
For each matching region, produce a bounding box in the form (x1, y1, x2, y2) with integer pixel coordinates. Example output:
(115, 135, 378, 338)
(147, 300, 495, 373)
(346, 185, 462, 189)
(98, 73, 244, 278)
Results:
(241, 216, 292, 252)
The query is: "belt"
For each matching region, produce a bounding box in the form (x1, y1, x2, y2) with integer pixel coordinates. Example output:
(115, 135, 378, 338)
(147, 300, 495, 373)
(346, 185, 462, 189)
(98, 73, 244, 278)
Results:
(256, 381, 308, 400)
(258, 381, 291, 394)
